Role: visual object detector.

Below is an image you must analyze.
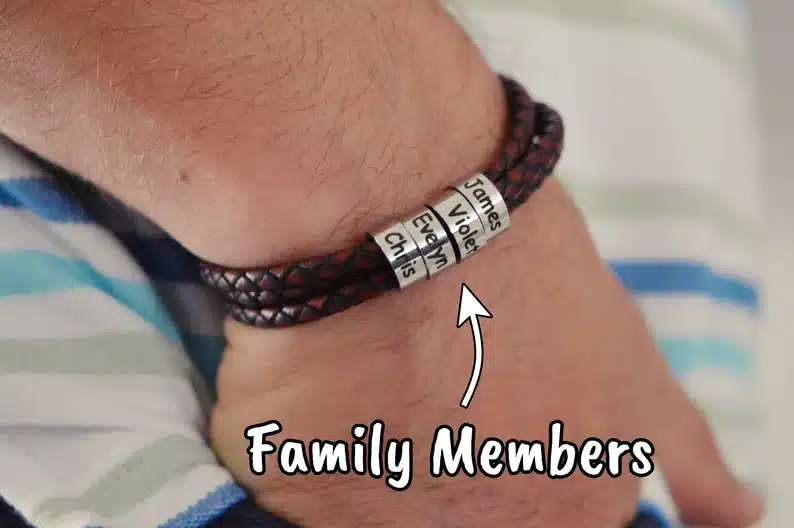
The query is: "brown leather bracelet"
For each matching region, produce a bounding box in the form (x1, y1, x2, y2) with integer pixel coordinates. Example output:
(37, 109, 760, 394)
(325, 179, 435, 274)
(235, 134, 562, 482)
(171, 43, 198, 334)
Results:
(199, 75, 565, 328)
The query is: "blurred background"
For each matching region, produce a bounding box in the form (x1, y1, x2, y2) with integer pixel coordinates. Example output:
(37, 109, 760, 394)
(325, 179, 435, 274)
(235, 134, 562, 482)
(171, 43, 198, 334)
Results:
(749, 1, 794, 526)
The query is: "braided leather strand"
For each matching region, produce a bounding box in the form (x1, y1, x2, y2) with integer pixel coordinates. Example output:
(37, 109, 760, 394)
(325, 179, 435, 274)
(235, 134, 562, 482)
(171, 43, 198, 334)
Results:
(227, 272, 397, 327)
(199, 75, 564, 328)
(198, 244, 387, 307)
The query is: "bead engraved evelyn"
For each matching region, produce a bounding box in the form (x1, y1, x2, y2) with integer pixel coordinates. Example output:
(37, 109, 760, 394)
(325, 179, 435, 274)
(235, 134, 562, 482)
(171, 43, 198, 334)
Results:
(402, 208, 458, 278)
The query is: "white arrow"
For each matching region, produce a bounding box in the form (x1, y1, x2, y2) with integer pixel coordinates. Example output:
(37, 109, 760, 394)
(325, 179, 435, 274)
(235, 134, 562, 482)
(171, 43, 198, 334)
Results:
(457, 283, 492, 408)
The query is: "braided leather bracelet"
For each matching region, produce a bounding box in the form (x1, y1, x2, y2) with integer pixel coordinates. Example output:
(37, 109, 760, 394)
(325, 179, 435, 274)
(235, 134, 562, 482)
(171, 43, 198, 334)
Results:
(199, 75, 564, 328)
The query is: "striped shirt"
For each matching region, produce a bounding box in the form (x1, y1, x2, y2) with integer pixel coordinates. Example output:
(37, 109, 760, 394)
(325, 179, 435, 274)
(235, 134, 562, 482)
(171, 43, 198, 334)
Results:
(0, 0, 762, 526)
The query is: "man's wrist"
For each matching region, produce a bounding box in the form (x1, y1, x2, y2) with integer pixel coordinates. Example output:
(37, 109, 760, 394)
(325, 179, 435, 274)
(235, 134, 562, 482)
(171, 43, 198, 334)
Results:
(0, 0, 507, 267)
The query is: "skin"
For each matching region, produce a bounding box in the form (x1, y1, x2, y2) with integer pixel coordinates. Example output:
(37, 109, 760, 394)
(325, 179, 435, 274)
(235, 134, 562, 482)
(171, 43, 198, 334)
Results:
(0, 1, 764, 526)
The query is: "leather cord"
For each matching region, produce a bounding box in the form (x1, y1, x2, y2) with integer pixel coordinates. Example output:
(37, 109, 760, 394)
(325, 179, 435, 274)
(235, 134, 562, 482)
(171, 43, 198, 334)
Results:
(198, 75, 565, 328)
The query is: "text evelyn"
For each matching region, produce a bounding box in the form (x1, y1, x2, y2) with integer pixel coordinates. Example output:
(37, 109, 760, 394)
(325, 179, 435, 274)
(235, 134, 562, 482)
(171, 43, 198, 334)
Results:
(410, 211, 451, 271)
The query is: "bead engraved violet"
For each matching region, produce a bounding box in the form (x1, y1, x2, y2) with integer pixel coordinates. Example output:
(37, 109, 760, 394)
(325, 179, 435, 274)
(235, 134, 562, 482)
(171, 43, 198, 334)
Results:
(428, 190, 489, 262)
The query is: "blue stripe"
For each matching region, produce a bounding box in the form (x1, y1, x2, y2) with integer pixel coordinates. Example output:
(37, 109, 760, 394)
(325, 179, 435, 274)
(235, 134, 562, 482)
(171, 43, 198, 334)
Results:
(0, 250, 180, 342)
(636, 501, 673, 527)
(0, 178, 91, 223)
(181, 335, 754, 392)
(94, 234, 765, 311)
(158, 483, 245, 528)
(718, 0, 744, 11)
(182, 334, 226, 387)
(659, 337, 750, 377)
(117, 235, 201, 283)
(610, 261, 758, 310)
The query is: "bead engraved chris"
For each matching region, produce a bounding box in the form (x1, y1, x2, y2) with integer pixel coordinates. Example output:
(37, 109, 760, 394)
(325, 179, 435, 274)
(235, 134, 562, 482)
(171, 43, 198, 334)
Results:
(454, 174, 511, 240)
(428, 190, 488, 261)
(371, 222, 429, 289)
(402, 208, 458, 277)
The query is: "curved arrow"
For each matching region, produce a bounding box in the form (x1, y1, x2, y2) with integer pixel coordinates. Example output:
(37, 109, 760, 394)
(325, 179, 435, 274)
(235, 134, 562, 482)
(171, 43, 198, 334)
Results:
(456, 283, 492, 408)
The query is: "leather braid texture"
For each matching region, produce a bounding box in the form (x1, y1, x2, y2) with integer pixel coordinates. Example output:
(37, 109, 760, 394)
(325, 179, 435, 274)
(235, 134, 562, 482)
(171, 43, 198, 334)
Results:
(199, 75, 565, 328)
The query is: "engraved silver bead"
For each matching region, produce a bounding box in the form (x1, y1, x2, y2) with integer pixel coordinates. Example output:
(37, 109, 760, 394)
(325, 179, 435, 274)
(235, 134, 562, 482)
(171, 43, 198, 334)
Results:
(453, 174, 511, 240)
(370, 175, 511, 290)
(428, 190, 489, 262)
(402, 208, 457, 278)
(371, 222, 429, 289)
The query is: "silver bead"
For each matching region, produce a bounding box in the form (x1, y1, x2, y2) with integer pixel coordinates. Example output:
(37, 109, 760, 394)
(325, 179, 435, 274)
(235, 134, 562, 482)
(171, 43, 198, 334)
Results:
(402, 208, 458, 277)
(371, 221, 429, 289)
(428, 189, 488, 262)
(453, 174, 510, 240)
(370, 176, 511, 290)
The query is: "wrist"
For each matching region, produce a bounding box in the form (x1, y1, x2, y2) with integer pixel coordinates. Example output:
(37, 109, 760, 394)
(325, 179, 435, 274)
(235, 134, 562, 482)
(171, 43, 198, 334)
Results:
(0, 0, 506, 267)
(152, 17, 510, 268)
(182, 61, 508, 267)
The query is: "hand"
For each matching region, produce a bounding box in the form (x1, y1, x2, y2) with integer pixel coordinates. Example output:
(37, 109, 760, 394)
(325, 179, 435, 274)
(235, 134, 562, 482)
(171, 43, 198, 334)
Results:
(210, 180, 763, 528)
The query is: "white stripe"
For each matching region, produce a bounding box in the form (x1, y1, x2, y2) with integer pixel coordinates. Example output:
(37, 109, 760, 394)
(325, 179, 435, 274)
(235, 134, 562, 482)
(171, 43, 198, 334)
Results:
(11, 431, 222, 528)
(467, 10, 762, 223)
(7, 430, 227, 527)
(637, 296, 757, 350)
(30, 510, 90, 528)
(0, 208, 152, 282)
(27, 469, 233, 528)
(5, 430, 207, 495)
(0, 289, 154, 339)
(710, 426, 765, 487)
(589, 218, 761, 281)
(680, 369, 757, 405)
(0, 438, 62, 511)
(115, 468, 234, 528)
(0, 374, 206, 434)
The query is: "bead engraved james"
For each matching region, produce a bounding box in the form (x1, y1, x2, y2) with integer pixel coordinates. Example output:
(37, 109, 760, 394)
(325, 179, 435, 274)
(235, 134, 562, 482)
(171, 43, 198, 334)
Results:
(402, 208, 458, 277)
(428, 190, 488, 261)
(371, 222, 429, 289)
(454, 174, 510, 240)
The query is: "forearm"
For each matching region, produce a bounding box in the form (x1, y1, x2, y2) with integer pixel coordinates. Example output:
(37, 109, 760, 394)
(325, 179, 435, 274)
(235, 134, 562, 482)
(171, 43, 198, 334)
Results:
(0, 0, 507, 266)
